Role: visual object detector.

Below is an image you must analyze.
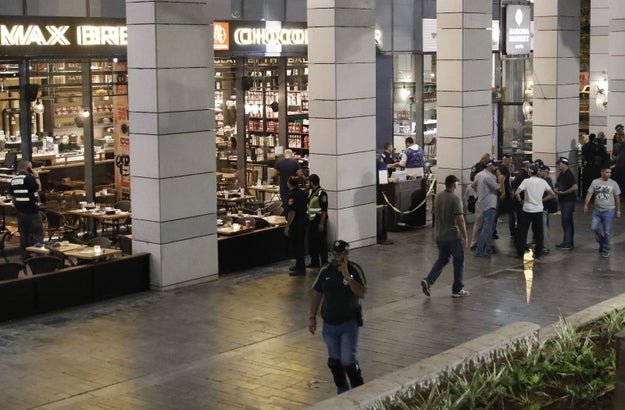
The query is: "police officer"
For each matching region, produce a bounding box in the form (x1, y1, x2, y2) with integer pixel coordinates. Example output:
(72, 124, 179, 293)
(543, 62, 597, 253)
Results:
(10, 160, 43, 258)
(285, 176, 308, 276)
(307, 174, 328, 268)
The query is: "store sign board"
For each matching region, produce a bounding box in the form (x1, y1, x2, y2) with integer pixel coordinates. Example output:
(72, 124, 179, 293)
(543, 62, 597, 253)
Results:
(504, 4, 531, 56)
(0, 17, 126, 57)
(214, 21, 308, 56)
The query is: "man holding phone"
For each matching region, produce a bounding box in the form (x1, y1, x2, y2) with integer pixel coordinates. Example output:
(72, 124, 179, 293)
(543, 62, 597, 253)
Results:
(308, 240, 367, 394)
(10, 160, 43, 258)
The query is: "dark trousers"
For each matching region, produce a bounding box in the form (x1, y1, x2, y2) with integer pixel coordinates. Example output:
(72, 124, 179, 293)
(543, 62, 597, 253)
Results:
(559, 201, 575, 247)
(289, 223, 306, 270)
(17, 211, 44, 255)
(307, 219, 328, 266)
(516, 210, 544, 258)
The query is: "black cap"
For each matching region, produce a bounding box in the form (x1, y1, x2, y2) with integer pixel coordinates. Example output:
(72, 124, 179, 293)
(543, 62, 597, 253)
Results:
(539, 164, 550, 172)
(485, 159, 496, 167)
(522, 159, 531, 166)
(557, 156, 569, 165)
(529, 165, 539, 175)
(502, 153, 512, 158)
(332, 240, 350, 253)
(616, 124, 624, 131)
(534, 159, 544, 166)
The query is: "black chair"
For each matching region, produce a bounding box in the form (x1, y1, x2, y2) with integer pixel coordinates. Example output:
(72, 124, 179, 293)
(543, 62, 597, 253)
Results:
(87, 236, 112, 249)
(0, 230, 15, 262)
(101, 200, 132, 235)
(44, 209, 77, 241)
(24, 256, 63, 275)
(0, 262, 23, 281)
(48, 248, 75, 267)
(117, 235, 132, 255)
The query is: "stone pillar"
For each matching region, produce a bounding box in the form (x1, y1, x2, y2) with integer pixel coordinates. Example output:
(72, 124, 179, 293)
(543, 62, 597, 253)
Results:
(533, 0, 580, 170)
(307, 0, 377, 248)
(126, 0, 218, 289)
(589, 0, 609, 135)
(608, 0, 625, 133)
(436, 0, 492, 187)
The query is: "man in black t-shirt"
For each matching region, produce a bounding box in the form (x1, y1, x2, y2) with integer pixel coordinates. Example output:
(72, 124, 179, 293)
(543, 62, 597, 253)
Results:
(285, 176, 308, 276)
(308, 240, 367, 394)
(273, 149, 303, 215)
(555, 156, 578, 250)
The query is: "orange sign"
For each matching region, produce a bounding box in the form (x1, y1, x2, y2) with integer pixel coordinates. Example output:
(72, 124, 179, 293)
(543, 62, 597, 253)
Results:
(213, 22, 229, 50)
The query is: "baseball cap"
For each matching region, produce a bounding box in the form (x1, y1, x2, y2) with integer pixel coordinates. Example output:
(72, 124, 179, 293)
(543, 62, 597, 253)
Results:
(332, 240, 350, 253)
(502, 153, 512, 158)
(556, 156, 569, 165)
(529, 165, 539, 174)
(522, 159, 531, 166)
(485, 159, 496, 167)
(539, 164, 550, 172)
(616, 124, 624, 131)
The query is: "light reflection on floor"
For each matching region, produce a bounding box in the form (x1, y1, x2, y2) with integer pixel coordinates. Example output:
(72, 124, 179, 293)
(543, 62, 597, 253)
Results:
(523, 250, 535, 304)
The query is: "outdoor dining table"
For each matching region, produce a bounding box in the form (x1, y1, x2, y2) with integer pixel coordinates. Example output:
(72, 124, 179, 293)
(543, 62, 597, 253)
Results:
(26, 243, 122, 262)
(64, 208, 132, 237)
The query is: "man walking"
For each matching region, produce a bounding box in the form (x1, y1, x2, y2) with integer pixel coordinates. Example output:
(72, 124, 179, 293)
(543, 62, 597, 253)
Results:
(471, 159, 504, 257)
(10, 160, 43, 259)
(583, 166, 621, 257)
(309, 240, 367, 394)
(307, 174, 328, 268)
(555, 156, 578, 250)
(514, 165, 556, 259)
(421, 175, 470, 298)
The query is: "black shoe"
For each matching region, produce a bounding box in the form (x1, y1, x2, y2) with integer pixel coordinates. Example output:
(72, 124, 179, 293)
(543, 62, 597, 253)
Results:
(289, 270, 306, 276)
(306, 263, 320, 268)
(555, 243, 573, 250)
(289, 265, 296, 271)
(492, 233, 499, 239)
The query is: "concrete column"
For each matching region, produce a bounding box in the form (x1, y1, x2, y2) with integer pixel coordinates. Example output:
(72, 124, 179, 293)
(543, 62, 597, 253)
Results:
(307, 0, 377, 248)
(589, 0, 609, 135)
(608, 0, 625, 133)
(126, 0, 218, 289)
(533, 0, 580, 170)
(436, 0, 492, 188)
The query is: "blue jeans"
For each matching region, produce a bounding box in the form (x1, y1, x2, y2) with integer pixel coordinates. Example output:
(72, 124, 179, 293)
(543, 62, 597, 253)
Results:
(426, 238, 465, 294)
(322, 320, 360, 393)
(474, 208, 496, 256)
(559, 201, 575, 247)
(591, 209, 615, 252)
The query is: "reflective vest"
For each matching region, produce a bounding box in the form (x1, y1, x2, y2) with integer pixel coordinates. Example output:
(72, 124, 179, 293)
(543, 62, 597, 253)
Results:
(405, 145, 424, 168)
(307, 187, 326, 221)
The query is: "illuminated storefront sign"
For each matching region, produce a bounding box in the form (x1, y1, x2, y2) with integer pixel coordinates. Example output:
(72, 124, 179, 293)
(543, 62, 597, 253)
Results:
(504, 4, 531, 56)
(214, 21, 308, 56)
(0, 17, 127, 57)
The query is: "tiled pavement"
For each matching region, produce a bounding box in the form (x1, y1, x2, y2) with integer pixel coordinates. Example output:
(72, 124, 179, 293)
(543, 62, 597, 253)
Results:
(1, 208, 625, 409)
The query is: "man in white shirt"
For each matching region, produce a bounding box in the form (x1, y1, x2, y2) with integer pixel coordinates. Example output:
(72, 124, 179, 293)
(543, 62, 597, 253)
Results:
(514, 165, 556, 259)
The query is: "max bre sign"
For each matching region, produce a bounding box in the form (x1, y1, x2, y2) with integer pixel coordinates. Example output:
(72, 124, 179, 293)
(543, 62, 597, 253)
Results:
(0, 17, 126, 57)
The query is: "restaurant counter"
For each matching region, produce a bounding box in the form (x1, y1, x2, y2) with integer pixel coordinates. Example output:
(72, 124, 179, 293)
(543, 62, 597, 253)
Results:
(377, 178, 428, 231)
(218, 225, 287, 274)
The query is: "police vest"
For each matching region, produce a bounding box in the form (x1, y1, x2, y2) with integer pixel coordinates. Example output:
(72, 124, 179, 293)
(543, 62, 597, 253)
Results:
(405, 146, 424, 168)
(307, 188, 326, 221)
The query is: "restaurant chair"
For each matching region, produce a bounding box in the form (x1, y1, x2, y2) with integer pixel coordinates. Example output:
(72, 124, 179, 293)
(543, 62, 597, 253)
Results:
(0, 262, 23, 281)
(48, 249, 75, 267)
(24, 256, 63, 275)
(44, 209, 77, 241)
(101, 200, 131, 235)
(87, 236, 112, 249)
(0, 230, 14, 262)
(117, 235, 132, 255)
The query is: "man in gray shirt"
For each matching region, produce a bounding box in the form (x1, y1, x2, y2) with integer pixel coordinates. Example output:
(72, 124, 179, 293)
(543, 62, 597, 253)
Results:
(583, 166, 621, 257)
(471, 160, 504, 257)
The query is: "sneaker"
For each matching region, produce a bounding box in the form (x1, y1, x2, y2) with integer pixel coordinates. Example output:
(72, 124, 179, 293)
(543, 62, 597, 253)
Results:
(452, 289, 471, 298)
(556, 244, 572, 250)
(601, 251, 610, 258)
(421, 279, 431, 297)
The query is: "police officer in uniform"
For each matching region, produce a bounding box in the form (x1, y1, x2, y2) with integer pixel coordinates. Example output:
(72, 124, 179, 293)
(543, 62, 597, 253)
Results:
(307, 174, 328, 268)
(285, 176, 308, 276)
(10, 160, 43, 258)
(308, 240, 367, 394)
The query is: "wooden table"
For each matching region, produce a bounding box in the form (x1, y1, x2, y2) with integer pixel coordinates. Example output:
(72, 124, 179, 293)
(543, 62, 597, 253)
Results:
(26, 243, 122, 262)
(65, 209, 131, 236)
(216, 194, 256, 208)
(248, 185, 280, 203)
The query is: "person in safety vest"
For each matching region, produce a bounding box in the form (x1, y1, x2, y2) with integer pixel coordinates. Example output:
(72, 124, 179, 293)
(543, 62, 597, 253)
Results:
(398, 137, 425, 179)
(307, 174, 328, 269)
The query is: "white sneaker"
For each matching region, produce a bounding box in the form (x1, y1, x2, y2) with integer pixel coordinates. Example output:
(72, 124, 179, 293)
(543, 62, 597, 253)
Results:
(452, 289, 471, 298)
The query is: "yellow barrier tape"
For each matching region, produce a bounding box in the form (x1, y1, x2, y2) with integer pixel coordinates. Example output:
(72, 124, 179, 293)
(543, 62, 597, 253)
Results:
(382, 174, 437, 215)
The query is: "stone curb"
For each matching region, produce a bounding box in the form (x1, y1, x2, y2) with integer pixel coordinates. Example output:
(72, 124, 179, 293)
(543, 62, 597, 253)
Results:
(309, 292, 625, 410)
(308, 321, 540, 410)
